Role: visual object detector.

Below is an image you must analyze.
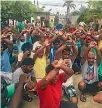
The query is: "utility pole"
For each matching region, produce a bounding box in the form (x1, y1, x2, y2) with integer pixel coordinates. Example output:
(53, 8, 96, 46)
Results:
(34, 0, 35, 5)
(37, 0, 39, 6)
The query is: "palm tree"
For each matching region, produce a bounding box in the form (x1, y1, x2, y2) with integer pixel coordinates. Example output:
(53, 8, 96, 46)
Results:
(79, 5, 87, 13)
(63, 0, 76, 23)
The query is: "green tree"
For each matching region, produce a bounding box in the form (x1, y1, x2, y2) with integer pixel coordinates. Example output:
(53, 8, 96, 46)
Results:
(1, 1, 43, 22)
(71, 10, 80, 16)
(63, 0, 76, 23)
(77, 0, 102, 24)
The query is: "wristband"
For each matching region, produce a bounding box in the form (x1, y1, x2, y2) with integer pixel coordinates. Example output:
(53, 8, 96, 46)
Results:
(23, 83, 28, 91)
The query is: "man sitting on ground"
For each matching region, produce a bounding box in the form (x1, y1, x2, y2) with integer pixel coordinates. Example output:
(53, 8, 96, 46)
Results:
(78, 41, 102, 102)
(36, 60, 78, 108)
(12, 58, 36, 102)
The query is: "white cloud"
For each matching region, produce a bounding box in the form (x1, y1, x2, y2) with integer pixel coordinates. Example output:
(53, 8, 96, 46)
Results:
(31, 0, 88, 14)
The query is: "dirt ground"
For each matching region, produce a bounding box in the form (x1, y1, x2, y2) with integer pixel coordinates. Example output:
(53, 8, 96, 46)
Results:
(23, 74, 102, 108)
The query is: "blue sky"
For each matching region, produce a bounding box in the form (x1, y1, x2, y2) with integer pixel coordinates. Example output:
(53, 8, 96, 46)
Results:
(31, 0, 88, 14)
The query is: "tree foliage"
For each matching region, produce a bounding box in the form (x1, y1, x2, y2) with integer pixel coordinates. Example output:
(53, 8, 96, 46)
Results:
(71, 10, 80, 16)
(77, 0, 102, 24)
(63, 0, 76, 22)
(1, 0, 43, 22)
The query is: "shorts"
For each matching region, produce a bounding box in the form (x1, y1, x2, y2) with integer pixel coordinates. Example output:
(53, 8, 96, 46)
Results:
(60, 100, 78, 108)
(63, 85, 77, 99)
(85, 82, 98, 92)
(78, 81, 99, 93)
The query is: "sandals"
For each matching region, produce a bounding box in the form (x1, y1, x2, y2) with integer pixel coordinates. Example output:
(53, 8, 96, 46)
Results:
(33, 91, 38, 96)
(23, 95, 33, 102)
(80, 93, 86, 102)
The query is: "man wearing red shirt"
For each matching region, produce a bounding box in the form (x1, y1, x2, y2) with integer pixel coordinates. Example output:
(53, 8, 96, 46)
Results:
(69, 24, 76, 33)
(36, 60, 78, 108)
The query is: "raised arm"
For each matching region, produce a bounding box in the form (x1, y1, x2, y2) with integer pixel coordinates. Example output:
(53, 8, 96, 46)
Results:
(1, 35, 13, 46)
(8, 74, 29, 108)
(33, 39, 50, 60)
(71, 41, 78, 62)
(39, 60, 73, 89)
(55, 44, 66, 60)
(81, 42, 96, 65)
(48, 34, 59, 43)
(81, 44, 92, 65)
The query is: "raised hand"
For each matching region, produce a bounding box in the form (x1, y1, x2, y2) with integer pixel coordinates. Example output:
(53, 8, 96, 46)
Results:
(19, 74, 29, 84)
(93, 41, 98, 48)
(58, 30, 63, 36)
(68, 36, 73, 41)
(89, 41, 97, 48)
(54, 30, 59, 35)
(1, 34, 7, 39)
(72, 40, 76, 46)
(23, 50, 30, 58)
(52, 60, 62, 68)
(44, 39, 50, 47)
(25, 81, 35, 90)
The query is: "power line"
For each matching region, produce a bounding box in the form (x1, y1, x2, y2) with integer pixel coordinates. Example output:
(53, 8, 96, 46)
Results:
(39, 1, 88, 7)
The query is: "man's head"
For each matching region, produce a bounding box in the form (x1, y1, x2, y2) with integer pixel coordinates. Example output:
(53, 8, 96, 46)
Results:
(35, 46, 45, 58)
(53, 39, 61, 49)
(62, 48, 70, 59)
(21, 42, 33, 56)
(87, 51, 95, 66)
(19, 35, 25, 42)
(22, 58, 34, 73)
(62, 59, 71, 67)
(76, 31, 81, 38)
(45, 64, 59, 84)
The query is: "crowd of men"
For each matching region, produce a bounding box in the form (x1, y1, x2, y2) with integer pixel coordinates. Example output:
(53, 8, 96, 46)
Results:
(1, 20, 102, 108)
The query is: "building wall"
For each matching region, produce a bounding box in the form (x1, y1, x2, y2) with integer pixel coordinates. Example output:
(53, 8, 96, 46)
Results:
(59, 15, 66, 25)
(49, 15, 55, 22)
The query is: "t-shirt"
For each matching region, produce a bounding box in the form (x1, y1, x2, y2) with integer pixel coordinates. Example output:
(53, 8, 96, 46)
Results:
(36, 73, 65, 108)
(98, 40, 102, 50)
(76, 40, 82, 48)
(81, 61, 98, 84)
(1, 49, 12, 72)
(49, 46, 57, 63)
(98, 60, 102, 81)
(69, 28, 76, 33)
(56, 24, 63, 31)
(16, 41, 26, 53)
(17, 22, 24, 32)
(59, 59, 73, 87)
(59, 70, 73, 87)
(1, 72, 12, 84)
(50, 21, 54, 28)
(12, 67, 35, 84)
(26, 36, 33, 44)
(33, 55, 46, 79)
